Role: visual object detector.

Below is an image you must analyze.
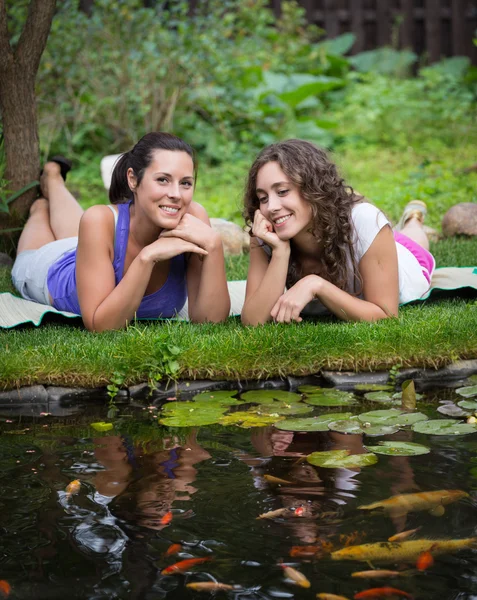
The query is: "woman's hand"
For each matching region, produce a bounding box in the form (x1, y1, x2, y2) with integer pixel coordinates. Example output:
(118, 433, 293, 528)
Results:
(159, 213, 220, 252)
(270, 275, 321, 323)
(141, 235, 208, 264)
(252, 210, 289, 253)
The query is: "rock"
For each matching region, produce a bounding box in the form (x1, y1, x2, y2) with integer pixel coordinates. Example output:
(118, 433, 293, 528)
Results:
(321, 371, 390, 390)
(0, 252, 13, 268)
(210, 218, 249, 255)
(442, 203, 477, 237)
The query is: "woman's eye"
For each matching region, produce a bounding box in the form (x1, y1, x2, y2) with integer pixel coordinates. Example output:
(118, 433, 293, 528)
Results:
(257, 196, 267, 203)
(181, 181, 193, 188)
(157, 177, 168, 183)
(277, 189, 289, 196)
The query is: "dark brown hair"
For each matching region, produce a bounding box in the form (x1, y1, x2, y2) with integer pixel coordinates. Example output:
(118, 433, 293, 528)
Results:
(243, 139, 362, 292)
(109, 132, 197, 204)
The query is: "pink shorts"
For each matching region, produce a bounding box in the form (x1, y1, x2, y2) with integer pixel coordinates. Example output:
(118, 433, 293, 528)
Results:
(394, 232, 435, 284)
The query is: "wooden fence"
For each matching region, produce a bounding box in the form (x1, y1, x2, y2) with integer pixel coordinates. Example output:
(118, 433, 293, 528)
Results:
(269, 0, 477, 64)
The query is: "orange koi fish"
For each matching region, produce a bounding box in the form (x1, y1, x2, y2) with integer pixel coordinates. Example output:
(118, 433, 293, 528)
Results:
(354, 588, 413, 599)
(161, 557, 211, 575)
(281, 564, 310, 588)
(0, 581, 11, 598)
(257, 507, 289, 520)
(289, 545, 319, 558)
(388, 528, 421, 542)
(416, 550, 434, 571)
(65, 479, 81, 498)
(293, 506, 304, 517)
(358, 490, 468, 518)
(160, 511, 173, 526)
(352, 570, 407, 579)
(317, 594, 350, 600)
(164, 543, 182, 557)
(186, 582, 234, 592)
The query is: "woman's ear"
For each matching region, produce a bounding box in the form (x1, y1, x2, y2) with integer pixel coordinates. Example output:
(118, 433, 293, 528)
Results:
(126, 167, 137, 192)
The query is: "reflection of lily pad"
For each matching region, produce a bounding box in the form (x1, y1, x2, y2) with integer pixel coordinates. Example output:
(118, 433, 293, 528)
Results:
(275, 413, 353, 432)
(358, 409, 428, 428)
(250, 402, 313, 416)
(456, 386, 477, 398)
(412, 419, 477, 436)
(304, 393, 358, 407)
(219, 412, 284, 428)
(192, 390, 239, 402)
(363, 441, 430, 456)
(240, 390, 302, 404)
(327, 418, 399, 436)
(306, 449, 378, 468)
(90, 422, 114, 432)
(438, 403, 470, 417)
(364, 392, 400, 405)
(457, 400, 477, 410)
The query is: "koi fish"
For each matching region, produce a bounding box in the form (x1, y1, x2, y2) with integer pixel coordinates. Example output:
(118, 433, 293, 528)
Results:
(65, 479, 81, 498)
(281, 564, 310, 588)
(186, 582, 234, 592)
(264, 475, 295, 485)
(352, 570, 408, 579)
(416, 550, 434, 571)
(161, 557, 211, 575)
(317, 594, 350, 600)
(257, 507, 289, 519)
(160, 511, 173, 526)
(331, 538, 477, 563)
(0, 581, 11, 598)
(358, 490, 468, 518)
(388, 528, 421, 542)
(354, 587, 412, 599)
(164, 543, 182, 557)
(289, 545, 319, 557)
(294, 506, 304, 516)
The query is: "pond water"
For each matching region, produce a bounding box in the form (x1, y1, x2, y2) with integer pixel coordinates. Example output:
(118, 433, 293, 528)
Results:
(1, 383, 477, 600)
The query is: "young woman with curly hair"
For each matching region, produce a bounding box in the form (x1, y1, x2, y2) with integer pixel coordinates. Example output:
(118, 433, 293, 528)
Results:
(241, 139, 435, 326)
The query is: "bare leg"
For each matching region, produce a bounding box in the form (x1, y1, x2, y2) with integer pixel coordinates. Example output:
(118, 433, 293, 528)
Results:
(400, 217, 429, 251)
(41, 162, 84, 239)
(17, 199, 55, 253)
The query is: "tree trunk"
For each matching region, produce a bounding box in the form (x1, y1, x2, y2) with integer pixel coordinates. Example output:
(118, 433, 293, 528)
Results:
(0, 0, 57, 225)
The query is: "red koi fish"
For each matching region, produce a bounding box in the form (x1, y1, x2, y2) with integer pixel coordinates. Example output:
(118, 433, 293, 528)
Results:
(416, 550, 434, 571)
(289, 545, 319, 558)
(0, 581, 11, 597)
(161, 557, 211, 575)
(164, 543, 182, 557)
(160, 511, 173, 526)
(354, 588, 413, 599)
(293, 506, 305, 517)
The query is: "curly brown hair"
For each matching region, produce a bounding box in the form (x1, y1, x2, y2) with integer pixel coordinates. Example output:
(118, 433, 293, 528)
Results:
(243, 139, 363, 292)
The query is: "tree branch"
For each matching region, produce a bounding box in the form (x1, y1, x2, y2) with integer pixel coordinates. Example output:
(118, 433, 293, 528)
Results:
(16, 0, 57, 76)
(0, 0, 14, 73)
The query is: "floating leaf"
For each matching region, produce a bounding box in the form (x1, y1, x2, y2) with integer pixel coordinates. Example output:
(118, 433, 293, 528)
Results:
(364, 391, 400, 405)
(457, 400, 477, 410)
(438, 403, 470, 417)
(358, 424, 401, 437)
(304, 393, 358, 407)
(250, 402, 313, 416)
(306, 449, 378, 468)
(275, 412, 353, 432)
(327, 417, 363, 434)
(159, 402, 227, 426)
(363, 441, 430, 456)
(354, 384, 394, 392)
(90, 422, 114, 432)
(240, 390, 302, 404)
(219, 412, 284, 428)
(456, 386, 477, 398)
(358, 409, 428, 428)
(412, 419, 477, 436)
(401, 380, 417, 411)
(192, 390, 239, 402)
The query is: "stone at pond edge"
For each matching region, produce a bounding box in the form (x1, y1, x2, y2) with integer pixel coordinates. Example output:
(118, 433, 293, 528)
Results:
(442, 203, 477, 237)
(396, 360, 477, 389)
(321, 371, 390, 389)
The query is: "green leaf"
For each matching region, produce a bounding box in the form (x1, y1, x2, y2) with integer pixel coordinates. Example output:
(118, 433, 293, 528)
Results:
(219, 411, 284, 428)
(90, 422, 114, 432)
(239, 390, 302, 404)
(457, 400, 477, 410)
(315, 33, 356, 56)
(456, 385, 477, 398)
(304, 393, 357, 407)
(358, 409, 428, 428)
(306, 449, 377, 468)
(364, 391, 400, 405)
(275, 413, 353, 432)
(249, 402, 313, 416)
(412, 419, 477, 436)
(401, 379, 417, 411)
(354, 384, 394, 392)
(192, 390, 239, 402)
(363, 441, 430, 456)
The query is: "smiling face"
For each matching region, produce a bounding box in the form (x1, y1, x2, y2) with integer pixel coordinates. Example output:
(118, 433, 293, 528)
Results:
(128, 149, 195, 229)
(256, 161, 313, 241)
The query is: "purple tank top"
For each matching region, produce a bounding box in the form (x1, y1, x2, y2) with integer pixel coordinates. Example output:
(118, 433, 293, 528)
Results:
(47, 202, 187, 318)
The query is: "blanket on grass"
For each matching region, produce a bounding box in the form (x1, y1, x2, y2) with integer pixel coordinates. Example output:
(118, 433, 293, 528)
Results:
(1, 267, 476, 329)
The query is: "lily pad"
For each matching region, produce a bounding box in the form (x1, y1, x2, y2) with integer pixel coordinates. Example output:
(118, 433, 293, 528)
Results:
(456, 385, 477, 399)
(457, 400, 477, 410)
(219, 412, 284, 428)
(354, 384, 394, 392)
(275, 412, 353, 432)
(306, 449, 378, 468)
(357, 409, 428, 428)
(363, 441, 430, 456)
(438, 403, 470, 417)
(90, 422, 114, 432)
(239, 390, 302, 404)
(364, 391, 400, 405)
(412, 419, 477, 436)
(327, 418, 399, 436)
(249, 402, 313, 416)
(304, 393, 358, 407)
(159, 402, 227, 426)
(192, 390, 239, 402)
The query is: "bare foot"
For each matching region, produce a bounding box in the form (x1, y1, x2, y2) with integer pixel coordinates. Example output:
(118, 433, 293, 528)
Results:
(40, 162, 63, 199)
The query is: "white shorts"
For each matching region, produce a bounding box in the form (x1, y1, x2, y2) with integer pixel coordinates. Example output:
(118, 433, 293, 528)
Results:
(11, 237, 78, 305)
